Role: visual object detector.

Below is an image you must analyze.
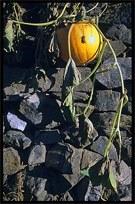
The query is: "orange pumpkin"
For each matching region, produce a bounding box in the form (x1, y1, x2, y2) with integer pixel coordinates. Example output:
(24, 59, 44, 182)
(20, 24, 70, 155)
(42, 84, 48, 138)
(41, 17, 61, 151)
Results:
(56, 22, 103, 66)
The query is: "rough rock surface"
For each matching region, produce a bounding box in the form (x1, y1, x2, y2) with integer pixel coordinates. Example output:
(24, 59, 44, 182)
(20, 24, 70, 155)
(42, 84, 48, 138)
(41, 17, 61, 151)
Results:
(3, 130, 32, 149)
(106, 24, 132, 45)
(96, 57, 132, 88)
(7, 112, 27, 131)
(3, 147, 23, 175)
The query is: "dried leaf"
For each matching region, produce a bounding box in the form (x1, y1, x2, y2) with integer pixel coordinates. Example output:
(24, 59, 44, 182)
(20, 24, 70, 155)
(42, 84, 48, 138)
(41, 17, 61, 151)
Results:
(79, 114, 93, 146)
(63, 58, 81, 87)
(62, 58, 81, 123)
(4, 20, 14, 52)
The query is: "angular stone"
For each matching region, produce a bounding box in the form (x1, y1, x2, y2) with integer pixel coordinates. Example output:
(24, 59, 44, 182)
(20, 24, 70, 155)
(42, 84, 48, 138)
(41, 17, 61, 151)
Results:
(75, 103, 94, 117)
(45, 143, 83, 174)
(37, 76, 52, 92)
(3, 130, 31, 149)
(102, 40, 127, 61)
(25, 175, 50, 201)
(19, 93, 42, 125)
(106, 24, 132, 44)
(7, 112, 27, 131)
(72, 177, 91, 200)
(80, 149, 103, 170)
(89, 136, 118, 161)
(59, 191, 73, 201)
(85, 184, 102, 201)
(61, 123, 98, 148)
(90, 112, 132, 136)
(49, 67, 92, 93)
(73, 176, 102, 201)
(120, 114, 132, 130)
(3, 147, 21, 175)
(96, 57, 132, 88)
(47, 170, 84, 195)
(123, 101, 132, 115)
(35, 129, 62, 144)
(28, 144, 46, 166)
(111, 160, 132, 185)
(51, 91, 89, 102)
(4, 83, 26, 96)
(94, 90, 121, 111)
(118, 184, 132, 201)
(74, 92, 90, 101)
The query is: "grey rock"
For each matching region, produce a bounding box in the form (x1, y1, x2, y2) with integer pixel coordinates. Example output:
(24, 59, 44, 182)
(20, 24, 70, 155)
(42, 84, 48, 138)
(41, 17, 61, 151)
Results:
(106, 24, 132, 44)
(25, 176, 50, 201)
(59, 192, 73, 201)
(19, 93, 64, 128)
(91, 112, 132, 136)
(96, 57, 132, 88)
(37, 76, 52, 92)
(80, 149, 103, 170)
(73, 176, 102, 201)
(3, 130, 31, 149)
(118, 184, 132, 201)
(47, 170, 84, 195)
(120, 114, 132, 130)
(73, 177, 91, 200)
(99, 3, 132, 29)
(61, 123, 98, 148)
(3, 147, 22, 175)
(33, 94, 64, 128)
(51, 91, 90, 102)
(75, 103, 94, 117)
(117, 130, 132, 164)
(49, 67, 92, 93)
(35, 129, 62, 144)
(111, 160, 132, 185)
(74, 92, 90, 101)
(94, 90, 121, 112)
(4, 83, 26, 97)
(45, 143, 83, 174)
(19, 93, 43, 125)
(85, 183, 102, 201)
(123, 101, 132, 115)
(7, 112, 27, 131)
(28, 144, 46, 166)
(89, 136, 118, 161)
(103, 40, 127, 61)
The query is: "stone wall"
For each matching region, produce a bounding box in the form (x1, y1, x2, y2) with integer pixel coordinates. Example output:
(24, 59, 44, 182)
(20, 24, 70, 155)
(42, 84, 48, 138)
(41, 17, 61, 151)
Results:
(3, 2, 132, 202)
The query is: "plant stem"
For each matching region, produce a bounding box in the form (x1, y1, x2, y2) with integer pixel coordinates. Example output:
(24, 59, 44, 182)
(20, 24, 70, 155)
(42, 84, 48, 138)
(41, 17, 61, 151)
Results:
(75, 41, 107, 88)
(86, 3, 99, 13)
(12, 3, 70, 27)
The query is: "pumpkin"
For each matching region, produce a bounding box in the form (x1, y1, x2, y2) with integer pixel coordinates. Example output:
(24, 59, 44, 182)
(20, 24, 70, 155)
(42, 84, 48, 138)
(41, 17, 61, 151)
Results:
(56, 22, 103, 66)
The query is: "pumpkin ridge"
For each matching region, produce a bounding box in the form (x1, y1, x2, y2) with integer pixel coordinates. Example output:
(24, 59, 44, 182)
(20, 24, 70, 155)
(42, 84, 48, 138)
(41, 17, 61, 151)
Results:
(85, 26, 102, 64)
(74, 24, 84, 65)
(79, 24, 88, 64)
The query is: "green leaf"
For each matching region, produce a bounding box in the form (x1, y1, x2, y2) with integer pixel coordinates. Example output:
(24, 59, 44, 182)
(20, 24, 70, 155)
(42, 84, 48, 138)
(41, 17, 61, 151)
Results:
(109, 167, 118, 194)
(81, 168, 90, 177)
